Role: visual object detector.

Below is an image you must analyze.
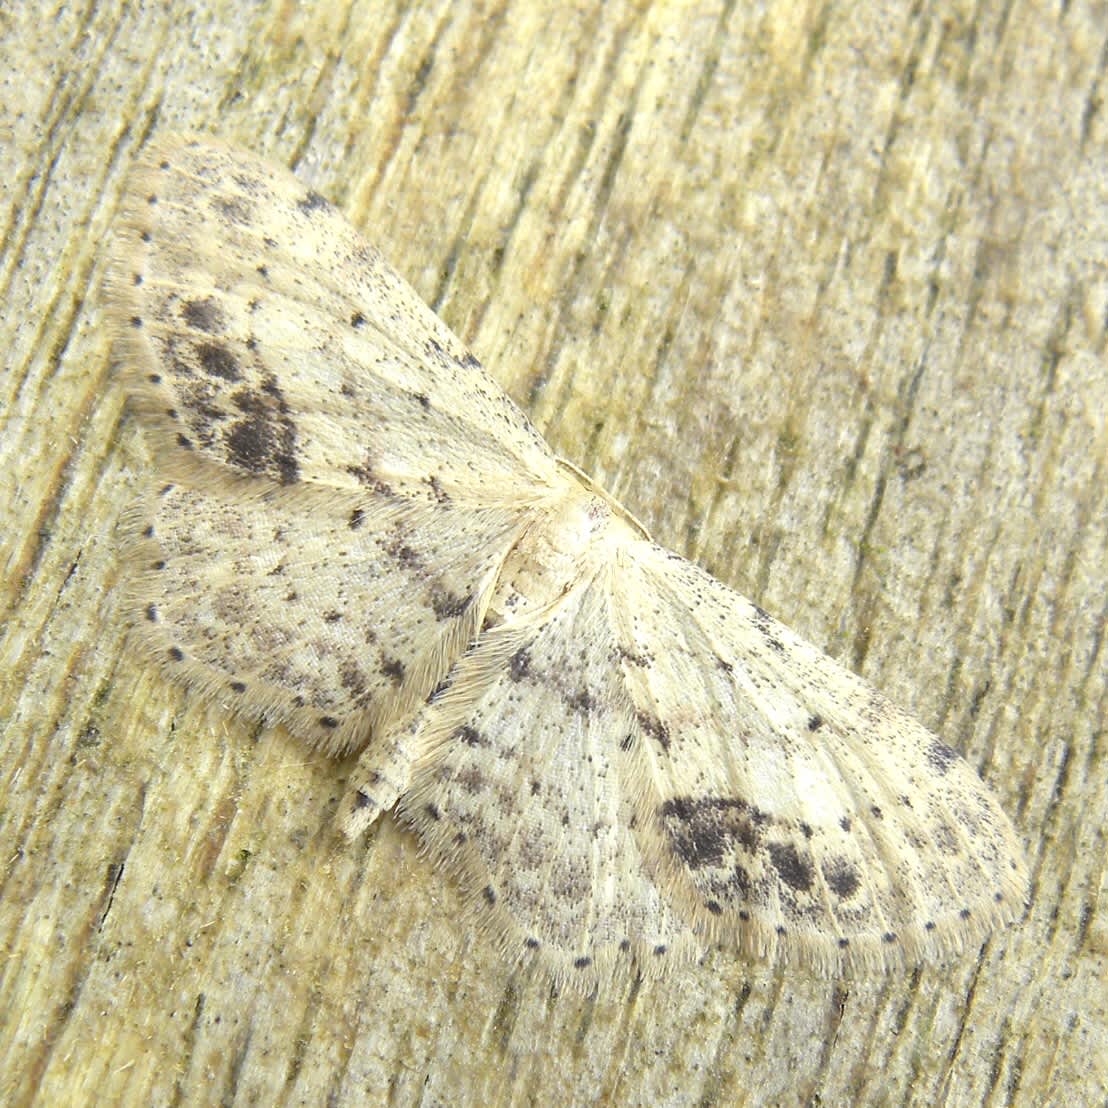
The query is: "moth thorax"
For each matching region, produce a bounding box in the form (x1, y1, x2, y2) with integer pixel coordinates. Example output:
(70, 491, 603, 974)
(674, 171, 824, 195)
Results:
(544, 492, 614, 556)
(490, 494, 613, 618)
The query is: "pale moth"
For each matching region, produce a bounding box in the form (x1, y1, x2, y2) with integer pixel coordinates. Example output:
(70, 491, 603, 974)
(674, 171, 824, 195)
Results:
(107, 135, 1027, 984)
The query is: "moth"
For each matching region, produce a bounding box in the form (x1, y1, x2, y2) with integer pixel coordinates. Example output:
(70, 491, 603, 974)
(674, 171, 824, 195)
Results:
(107, 135, 1027, 982)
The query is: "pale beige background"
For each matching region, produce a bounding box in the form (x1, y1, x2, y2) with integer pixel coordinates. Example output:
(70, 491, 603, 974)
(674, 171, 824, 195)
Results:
(1, 2, 1106, 1105)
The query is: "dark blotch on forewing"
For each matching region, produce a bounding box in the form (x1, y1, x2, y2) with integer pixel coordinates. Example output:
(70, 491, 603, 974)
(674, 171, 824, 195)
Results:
(141, 142, 563, 507)
(182, 296, 226, 333)
(822, 856, 861, 899)
(659, 795, 867, 922)
(659, 795, 769, 869)
(196, 341, 240, 381)
(147, 279, 302, 484)
(767, 841, 813, 892)
(206, 375, 300, 484)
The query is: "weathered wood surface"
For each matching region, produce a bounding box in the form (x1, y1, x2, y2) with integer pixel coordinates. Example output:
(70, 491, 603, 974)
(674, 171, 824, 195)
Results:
(1, 2, 1105, 1104)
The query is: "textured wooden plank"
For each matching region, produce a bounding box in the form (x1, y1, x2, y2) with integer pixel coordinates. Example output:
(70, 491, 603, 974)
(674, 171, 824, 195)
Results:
(1, 1, 1105, 1105)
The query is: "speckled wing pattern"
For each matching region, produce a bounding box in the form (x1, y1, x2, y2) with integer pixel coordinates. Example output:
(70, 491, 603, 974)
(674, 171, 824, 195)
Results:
(607, 545, 1027, 972)
(107, 136, 1027, 984)
(109, 136, 566, 754)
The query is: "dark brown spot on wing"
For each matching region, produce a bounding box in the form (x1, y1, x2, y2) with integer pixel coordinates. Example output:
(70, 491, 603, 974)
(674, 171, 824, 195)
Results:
(618, 645, 652, 667)
(454, 725, 486, 747)
(381, 658, 405, 685)
(767, 842, 813, 893)
(567, 689, 593, 714)
(508, 648, 531, 681)
(822, 857, 860, 899)
(636, 710, 670, 751)
(383, 535, 422, 569)
(182, 297, 225, 333)
(346, 456, 394, 497)
(195, 342, 240, 381)
(222, 376, 298, 484)
(659, 795, 770, 869)
(430, 588, 472, 620)
(426, 474, 449, 504)
(339, 663, 368, 697)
